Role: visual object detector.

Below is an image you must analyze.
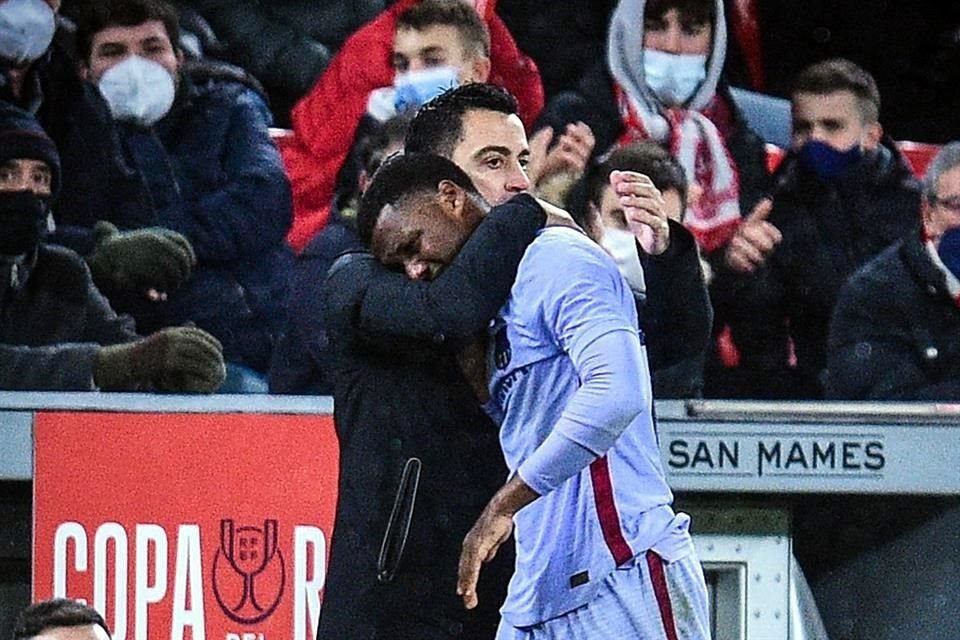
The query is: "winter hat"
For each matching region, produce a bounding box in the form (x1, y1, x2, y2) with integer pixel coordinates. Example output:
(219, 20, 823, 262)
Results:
(0, 102, 60, 200)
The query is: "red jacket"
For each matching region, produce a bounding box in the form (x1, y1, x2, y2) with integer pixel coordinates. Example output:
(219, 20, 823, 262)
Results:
(282, 0, 544, 251)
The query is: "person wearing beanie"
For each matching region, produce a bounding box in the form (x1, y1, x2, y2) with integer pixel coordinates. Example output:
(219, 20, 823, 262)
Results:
(0, 103, 226, 392)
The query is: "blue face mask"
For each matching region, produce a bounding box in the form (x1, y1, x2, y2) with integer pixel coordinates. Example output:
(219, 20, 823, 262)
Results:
(937, 227, 960, 280)
(643, 48, 707, 106)
(798, 140, 863, 180)
(393, 66, 459, 113)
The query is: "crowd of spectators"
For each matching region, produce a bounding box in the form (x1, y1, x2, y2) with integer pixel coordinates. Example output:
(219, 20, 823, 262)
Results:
(2, 0, 957, 399)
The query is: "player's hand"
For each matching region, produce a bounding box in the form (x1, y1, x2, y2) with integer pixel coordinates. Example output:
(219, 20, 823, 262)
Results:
(457, 506, 514, 610)
(527, 122, 595, 187)
(724, 198, 780, 273)
(610, 170, 671, 255)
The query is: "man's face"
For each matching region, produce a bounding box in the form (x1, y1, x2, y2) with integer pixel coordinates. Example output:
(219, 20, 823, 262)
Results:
(450, 108, 530, 206)
(371, 184, 482, 281)
(392, 24, 488, 84)
(83, 19, 181, 83)
(924, 164, 960, 244)
(643, 8, 712, 55)
(791, 90, 881, 153)
(0, 158, 52, 196)
(31, 624, 111, 640)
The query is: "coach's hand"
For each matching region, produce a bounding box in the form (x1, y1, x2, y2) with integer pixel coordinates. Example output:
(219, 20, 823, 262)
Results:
(457, 475, 538, 609)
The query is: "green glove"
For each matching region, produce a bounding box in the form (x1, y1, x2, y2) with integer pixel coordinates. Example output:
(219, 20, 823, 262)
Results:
(94, 326, 226, 393)
(86, 221, 196, 297)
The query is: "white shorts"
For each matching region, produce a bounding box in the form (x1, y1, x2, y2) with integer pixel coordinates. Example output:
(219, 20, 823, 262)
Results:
(496, 550, 711, 640)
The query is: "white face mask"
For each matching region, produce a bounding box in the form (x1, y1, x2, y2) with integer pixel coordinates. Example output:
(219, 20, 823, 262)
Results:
(600, 226, 646, 296)
(643, 48, 707, 106)
(0, 0, 56, 66)
(97, 55, 176, 126)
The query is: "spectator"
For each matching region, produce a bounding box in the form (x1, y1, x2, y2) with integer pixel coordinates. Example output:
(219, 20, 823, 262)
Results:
(0, 103, 225, 392)
(179, 0, 385, 123)
(572, 141, 712, 397)
(269, 113, 410, 394)
(13, 598, 110, 640)
(536, 0, 769, 256)
(405, 83, 709, 378)
(718, 59, 922, 399)
(828, 142, 960, 400)
(282, 0, 544, 252)
(56, 0, 292, 391)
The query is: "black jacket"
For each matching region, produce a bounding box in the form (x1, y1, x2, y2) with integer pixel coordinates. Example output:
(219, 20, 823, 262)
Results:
(827, 230, 960, 399)
(0, 245, 138, 390)
(722, 139, 922, 398)
(317, 195, 545, 639)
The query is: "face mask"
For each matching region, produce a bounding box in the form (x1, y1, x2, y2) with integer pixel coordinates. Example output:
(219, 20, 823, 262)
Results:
(0, 190, 48, 256)
(643, 48, 707, 106)
(600, 226, 646, 296)
(937, 227, 960, 280)
(798, 140, 863, 180)
(393, 66, 459, 113)
(0, 0, 56, 65)
(98, 55, 176, 126)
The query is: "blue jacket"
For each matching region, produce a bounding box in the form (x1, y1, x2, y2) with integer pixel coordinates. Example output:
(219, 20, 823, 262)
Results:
(55, 64, 293, 372)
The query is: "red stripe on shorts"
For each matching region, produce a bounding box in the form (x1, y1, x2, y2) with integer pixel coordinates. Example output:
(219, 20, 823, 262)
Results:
(589, 456, 633, 565)
(646, 550, 680, 640)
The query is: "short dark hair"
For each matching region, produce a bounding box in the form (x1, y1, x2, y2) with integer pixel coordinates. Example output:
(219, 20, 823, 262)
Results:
(76, 0, 181, 62)
(405, 83, 518, 158)
(572, 142, 688, 227)
(792, 58, 881, 123)
(396, 0, 490, 59)
(644, 0, 716, 27)
(13, 598, 111, 639)
(356, 152, 480, 245)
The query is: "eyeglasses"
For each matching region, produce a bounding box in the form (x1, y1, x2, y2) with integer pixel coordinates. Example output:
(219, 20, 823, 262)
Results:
(931, 194, 960, 214)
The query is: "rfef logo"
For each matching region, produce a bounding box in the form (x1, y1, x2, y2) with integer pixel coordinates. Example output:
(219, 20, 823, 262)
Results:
(213, 519, 285, 624)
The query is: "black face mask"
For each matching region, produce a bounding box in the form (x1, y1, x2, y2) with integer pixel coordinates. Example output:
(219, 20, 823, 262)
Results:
(0, 190, 48, 256)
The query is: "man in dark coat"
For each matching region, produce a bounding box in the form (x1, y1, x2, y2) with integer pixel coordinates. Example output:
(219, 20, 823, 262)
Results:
(828, 142, 960, 399)
(717, 59, 922, 398)
(0, 102, 225, 392)
(319, 161, 554, 638)
(57, 0, 292, 385)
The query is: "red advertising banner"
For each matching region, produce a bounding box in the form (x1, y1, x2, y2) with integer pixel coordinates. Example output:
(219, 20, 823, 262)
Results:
(33, 411, 340, 640)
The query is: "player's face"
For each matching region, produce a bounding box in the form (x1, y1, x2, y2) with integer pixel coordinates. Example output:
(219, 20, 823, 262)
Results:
(451, 108, 531, 206)
(791, 90, 881, 153)
(32, 624, 111, 640)
(371, 186, 481, 281)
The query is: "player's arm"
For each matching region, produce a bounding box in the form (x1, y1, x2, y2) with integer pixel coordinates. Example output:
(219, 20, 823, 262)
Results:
(325, 194, 545, 346)
(458, 242, 649, 608)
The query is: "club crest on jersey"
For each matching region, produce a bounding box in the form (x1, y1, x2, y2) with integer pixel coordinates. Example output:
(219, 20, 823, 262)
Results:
(494, 325, 512, 370)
